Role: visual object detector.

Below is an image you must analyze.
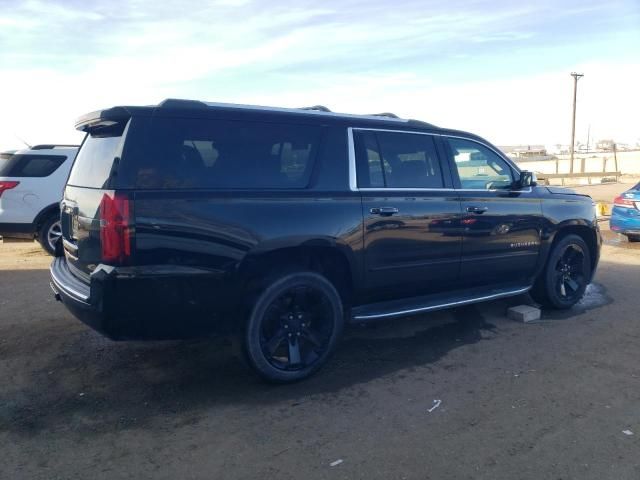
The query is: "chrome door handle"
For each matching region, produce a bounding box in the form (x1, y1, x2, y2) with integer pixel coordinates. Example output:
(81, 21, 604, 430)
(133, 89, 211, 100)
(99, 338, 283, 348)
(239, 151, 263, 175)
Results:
(466, 206, 488, 214)
(370, 207, 399, 216)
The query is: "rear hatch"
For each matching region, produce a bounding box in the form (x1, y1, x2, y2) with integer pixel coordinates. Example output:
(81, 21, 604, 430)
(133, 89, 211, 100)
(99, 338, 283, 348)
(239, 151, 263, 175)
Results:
(61, 112, 143, 280)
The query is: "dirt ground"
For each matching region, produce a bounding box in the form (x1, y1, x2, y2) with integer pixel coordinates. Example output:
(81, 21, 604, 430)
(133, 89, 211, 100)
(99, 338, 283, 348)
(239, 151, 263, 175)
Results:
(1, 183, 639, 480)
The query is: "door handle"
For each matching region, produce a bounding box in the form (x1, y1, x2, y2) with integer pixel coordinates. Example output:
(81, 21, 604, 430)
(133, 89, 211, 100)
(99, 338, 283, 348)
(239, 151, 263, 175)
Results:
(466, 206, 488, 214)
(370, 207, 399, 216)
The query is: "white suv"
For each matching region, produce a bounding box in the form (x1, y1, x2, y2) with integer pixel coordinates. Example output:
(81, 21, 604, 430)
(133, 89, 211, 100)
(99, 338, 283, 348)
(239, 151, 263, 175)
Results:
(0, 145, 78, 254)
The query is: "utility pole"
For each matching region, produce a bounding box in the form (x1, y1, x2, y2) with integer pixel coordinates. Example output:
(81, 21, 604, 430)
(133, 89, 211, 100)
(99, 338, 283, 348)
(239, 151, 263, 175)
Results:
(569, 72, 584, 174)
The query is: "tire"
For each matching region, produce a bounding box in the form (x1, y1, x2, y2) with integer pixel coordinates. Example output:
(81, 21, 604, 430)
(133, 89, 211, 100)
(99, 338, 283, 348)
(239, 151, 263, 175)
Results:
(626, 234, 640, 243)
(244, 271, 344, 383)
(38, 214, 62, 256)
(531, 234, 591, 309)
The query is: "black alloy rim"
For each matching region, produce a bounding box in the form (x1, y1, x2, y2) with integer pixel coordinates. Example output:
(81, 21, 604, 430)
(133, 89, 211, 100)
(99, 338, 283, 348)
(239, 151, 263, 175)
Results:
(554, 244, 586, 302)
(259, 285, 334, 371)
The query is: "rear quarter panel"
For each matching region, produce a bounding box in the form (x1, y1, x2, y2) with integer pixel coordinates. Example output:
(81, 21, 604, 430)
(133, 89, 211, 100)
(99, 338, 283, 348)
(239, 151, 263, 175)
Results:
(133, 190, 363, 283)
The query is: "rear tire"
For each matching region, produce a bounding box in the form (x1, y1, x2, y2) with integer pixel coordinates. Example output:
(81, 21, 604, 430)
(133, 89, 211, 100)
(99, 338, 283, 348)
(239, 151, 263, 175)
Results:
(244, 271, 344, 383)
(531, 234, 591, 309)
(626, 234, 640, 243)
(37, 214, 62, 256)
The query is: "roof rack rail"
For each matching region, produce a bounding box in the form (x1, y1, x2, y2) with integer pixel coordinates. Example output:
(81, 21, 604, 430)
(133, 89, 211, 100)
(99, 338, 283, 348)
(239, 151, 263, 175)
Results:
(31, 144, 80, 150)
(370, 112, 400, 119)
(407, 119, 437, 128)
(299, 105, 332, 112)
(158, 98, 208, 109)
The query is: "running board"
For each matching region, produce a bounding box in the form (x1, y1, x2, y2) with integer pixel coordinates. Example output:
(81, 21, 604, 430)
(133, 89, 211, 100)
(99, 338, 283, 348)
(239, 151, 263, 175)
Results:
(351, 284, 531, 323)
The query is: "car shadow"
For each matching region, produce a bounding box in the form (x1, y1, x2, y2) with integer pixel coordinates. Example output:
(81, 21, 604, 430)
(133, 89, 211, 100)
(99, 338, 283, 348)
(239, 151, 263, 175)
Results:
(0, 266, 615, 438)
(1, 268, 502, 436)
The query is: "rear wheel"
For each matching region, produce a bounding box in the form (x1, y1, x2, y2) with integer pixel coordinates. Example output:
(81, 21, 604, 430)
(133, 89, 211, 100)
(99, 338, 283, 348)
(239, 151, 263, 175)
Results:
(626, 234, 640, 243)
(38, 214, 62, 255)
(244, 271, 343, 383)
(531, 234, 591, 309)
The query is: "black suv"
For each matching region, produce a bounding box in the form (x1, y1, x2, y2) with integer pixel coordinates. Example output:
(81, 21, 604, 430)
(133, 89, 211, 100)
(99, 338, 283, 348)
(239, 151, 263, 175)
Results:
(50, 99, 601, 382)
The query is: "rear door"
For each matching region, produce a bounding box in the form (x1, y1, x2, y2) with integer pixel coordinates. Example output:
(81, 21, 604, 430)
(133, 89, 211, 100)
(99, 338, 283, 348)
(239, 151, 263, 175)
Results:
(441, 136, 542, 286)
(353, 128, 462, 301)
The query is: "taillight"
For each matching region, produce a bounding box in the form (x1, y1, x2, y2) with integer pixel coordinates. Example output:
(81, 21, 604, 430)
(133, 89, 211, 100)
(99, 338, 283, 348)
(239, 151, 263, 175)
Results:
(0, 181, 19, 198)
(99, 192, 133, 264)
(613, 195, 636, 208)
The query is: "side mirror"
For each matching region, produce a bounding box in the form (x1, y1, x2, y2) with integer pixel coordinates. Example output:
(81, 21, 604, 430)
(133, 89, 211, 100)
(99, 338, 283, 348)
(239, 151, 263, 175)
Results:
(514, 170, 537, 189)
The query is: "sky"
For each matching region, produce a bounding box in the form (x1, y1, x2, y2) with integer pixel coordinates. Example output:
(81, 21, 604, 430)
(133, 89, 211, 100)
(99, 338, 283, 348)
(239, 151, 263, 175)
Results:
(0, 0, 639, 151)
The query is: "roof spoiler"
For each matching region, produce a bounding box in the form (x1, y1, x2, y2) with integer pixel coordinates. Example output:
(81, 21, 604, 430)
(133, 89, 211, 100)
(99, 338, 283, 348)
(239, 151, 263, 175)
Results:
(75, 106, 134, 132)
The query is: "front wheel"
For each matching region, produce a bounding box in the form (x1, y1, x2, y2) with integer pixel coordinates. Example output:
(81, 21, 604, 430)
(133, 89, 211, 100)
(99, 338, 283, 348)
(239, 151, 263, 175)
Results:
(244, 272, 344, 383)
(531, 234, 591, 309)
(626, 234, 640, 243)
(38, 214, 62, 256)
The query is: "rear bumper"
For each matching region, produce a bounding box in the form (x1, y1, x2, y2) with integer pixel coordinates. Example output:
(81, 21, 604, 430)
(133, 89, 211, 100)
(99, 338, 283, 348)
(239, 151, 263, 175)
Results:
(0, 222, 35, 239)
(610, 211, 640, 235)
(50, 257, 238, 340)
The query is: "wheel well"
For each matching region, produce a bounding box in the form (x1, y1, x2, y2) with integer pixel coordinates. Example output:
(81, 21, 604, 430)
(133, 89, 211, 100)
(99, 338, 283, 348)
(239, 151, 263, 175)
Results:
(552, 225, 598, 272)
(34, 204, 60, 233)
(238, 247, 354, 305)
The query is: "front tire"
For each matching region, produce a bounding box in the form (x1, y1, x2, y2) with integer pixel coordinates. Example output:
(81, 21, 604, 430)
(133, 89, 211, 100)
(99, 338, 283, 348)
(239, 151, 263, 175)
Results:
(38, 214, 62, 256)
(531, 234, 591, 309)
(244, 272, 344, 383)
(626, 234, 640, 243)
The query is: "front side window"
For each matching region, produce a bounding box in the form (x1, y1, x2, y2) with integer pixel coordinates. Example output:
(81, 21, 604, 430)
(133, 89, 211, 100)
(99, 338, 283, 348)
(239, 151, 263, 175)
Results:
(446, 137, 514, 190)
(0, 154, 66, 178)
(355, 130, 444, 188)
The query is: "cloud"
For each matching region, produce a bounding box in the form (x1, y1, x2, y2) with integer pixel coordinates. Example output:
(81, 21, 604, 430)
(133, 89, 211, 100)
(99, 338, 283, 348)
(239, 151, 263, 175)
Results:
(0, 0, 638, 149)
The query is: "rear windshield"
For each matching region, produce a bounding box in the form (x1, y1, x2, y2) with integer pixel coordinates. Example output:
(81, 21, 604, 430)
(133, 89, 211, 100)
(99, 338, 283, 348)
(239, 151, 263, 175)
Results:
(119, 117, 322, 189)
(67, 122, 128, 189)
(0, 154, 67, 177)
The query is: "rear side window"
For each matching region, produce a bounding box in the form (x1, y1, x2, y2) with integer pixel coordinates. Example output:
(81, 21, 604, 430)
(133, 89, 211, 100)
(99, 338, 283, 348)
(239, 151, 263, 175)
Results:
(0, 154, 66, 177)
(355, 130, 444, 188)
(125, 117, 322, 189)
(67, 121, 128, 189)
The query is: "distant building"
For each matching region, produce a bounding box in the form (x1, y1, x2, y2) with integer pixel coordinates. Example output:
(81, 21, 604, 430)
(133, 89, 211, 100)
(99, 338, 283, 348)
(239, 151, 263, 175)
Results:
(596, 139, 615, 151)
(499, 145, 548, 160)
(545, 144, 570, 155)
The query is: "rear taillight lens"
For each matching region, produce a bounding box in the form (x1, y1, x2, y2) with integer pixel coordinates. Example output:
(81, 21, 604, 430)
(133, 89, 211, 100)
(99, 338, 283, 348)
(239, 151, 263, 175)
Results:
(0, 181, 19, 198)
(99, 192, 133, 264)
(614, 195, 636, 208)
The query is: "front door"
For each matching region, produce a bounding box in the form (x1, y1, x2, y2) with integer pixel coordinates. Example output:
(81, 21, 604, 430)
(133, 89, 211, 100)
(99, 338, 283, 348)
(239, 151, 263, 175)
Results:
(441, 136, 543, 287)
(353, 129, 462, 302)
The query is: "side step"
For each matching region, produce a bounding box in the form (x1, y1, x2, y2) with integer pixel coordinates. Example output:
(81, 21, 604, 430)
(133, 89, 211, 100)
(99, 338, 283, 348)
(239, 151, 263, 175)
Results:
(350, 284, 531, 323)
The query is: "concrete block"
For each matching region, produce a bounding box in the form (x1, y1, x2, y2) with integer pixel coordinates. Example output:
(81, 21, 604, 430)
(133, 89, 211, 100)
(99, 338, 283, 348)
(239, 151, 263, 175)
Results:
(508, 304, 541, 323)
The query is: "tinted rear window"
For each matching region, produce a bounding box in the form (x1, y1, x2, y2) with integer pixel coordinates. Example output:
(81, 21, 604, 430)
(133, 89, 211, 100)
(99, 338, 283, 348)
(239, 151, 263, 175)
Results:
(67, 122, 128, 189)
(120, 117, 322, 189)
(0, 154, 67, 177)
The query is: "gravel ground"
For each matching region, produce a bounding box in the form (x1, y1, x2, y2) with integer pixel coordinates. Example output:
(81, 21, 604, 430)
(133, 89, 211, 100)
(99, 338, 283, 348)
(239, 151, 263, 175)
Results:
(1, 184, 639, 480)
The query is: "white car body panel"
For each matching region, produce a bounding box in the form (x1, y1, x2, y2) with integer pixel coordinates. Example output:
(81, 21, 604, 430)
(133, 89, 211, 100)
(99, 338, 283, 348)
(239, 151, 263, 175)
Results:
(0, 147, 78, 228)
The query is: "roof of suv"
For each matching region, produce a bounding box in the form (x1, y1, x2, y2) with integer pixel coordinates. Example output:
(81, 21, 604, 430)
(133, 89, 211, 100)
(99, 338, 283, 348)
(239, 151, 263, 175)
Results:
(75, 98, 439, 132)
(13, 145, 79, 156)
(73, 99, 499, 150)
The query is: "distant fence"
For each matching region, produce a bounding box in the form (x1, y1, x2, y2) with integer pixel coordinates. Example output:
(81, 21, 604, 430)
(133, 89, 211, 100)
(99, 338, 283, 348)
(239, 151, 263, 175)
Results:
(510, 150, 640, 183)
(535, 171, 621, 186)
